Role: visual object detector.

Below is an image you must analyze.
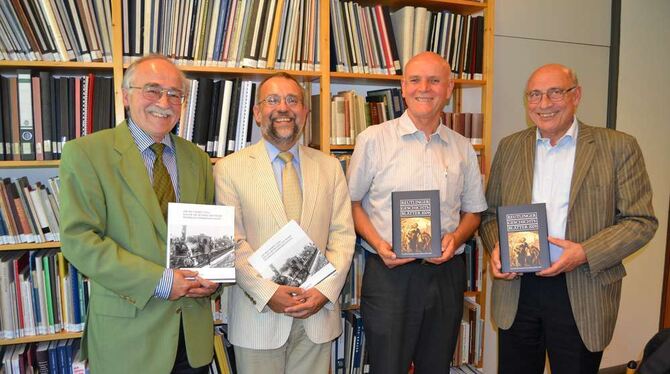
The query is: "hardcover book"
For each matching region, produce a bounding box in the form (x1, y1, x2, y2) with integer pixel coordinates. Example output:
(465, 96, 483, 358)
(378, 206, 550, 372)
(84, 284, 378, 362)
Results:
(248, 220, 335, 289)
(391, 190, 442, 259)
(496, 203, 550, 273)
(166, 203, 236, 283)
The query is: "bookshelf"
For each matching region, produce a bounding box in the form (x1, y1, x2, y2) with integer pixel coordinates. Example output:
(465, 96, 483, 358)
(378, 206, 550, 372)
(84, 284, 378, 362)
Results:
(0, 331, 81, 346)
(0, 0, 494, 368)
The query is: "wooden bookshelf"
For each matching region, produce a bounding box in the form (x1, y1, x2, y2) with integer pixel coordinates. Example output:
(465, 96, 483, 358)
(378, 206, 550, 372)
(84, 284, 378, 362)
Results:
(0, 242, 61, 252)
(0, 160, 60, 168)
(0, 331, 82, 346)
(0, 0, 494, 367)
(0, 61, 113, 69)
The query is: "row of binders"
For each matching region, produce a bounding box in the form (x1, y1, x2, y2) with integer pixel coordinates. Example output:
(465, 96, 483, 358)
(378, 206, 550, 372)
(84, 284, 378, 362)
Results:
(1, 338, 87, 374)
(330, 2, 484, 78)
(1, 0, 484, 79)
(391, 6, 484, 79)
(123, 0, 320, 71)
(177, 78, 314, 158)
(0, 0, 112, 62)
(0, 71, 321, 161)
(179, 78, 258, 157)
(442, 112, 485, 146)
(321, 87, 405, 146)
(0, 249, 88, 340)
(0, 177, 60, 245)
(329, 1, 401, 75)
(0, 72, 115, 161)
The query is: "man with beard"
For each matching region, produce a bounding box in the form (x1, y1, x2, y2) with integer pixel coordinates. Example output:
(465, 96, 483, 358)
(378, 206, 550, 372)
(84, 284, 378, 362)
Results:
(214, 72, 355, 374)
(60, 55, 217, 373)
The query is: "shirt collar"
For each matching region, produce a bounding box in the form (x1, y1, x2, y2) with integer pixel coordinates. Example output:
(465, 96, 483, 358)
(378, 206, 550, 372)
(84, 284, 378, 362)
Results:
(536, 116, 579, 147)
(127, 117, 174, 153)
(263, 138, 300, 164)
(397, 111, 450, 143)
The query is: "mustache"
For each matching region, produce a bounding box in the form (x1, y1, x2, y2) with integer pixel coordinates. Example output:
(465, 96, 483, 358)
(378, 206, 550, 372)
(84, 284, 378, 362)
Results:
(147, 105, 175, 117)
(270, 115, 296, 122)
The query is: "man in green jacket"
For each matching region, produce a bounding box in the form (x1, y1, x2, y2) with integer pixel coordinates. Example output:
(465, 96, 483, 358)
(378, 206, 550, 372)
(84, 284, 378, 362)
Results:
(60, 54, 217, 373)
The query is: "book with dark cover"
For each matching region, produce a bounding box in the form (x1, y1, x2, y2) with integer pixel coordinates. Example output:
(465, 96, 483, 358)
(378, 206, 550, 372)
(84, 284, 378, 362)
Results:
(224, 78, 241, 155)
(35, 341, 50, 374)
(244, 83, 256, 147)
(207, 79, 223, 156)
(496, 203, 550, 273)
(192, 77, 213, 151)
(0, 77, 7, 160)
(50, 77, 60, 159)
(392, 190, 441, 258)
(381, 5, 402, 74)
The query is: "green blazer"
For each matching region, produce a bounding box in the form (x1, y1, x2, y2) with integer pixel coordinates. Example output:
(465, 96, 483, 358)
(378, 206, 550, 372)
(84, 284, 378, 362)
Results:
(480, 123, 657, 352)
(60, 121, 215, 373)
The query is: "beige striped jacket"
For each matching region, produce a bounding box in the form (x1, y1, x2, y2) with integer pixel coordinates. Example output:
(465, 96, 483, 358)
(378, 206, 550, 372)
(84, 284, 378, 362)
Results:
(480, 122, 657, 352)
(213, 139, 355, 349)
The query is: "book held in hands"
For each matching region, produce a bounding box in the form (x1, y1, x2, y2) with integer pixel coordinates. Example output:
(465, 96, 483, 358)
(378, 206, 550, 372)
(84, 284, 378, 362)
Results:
(392, 190, 442, 258)
(166, 203, 236, 283)
(248, 220, 335, 289)
(496, 203, 550, 273)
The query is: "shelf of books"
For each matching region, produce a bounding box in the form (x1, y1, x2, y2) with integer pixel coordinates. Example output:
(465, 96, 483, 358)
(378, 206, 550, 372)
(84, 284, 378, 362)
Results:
(1, 0, 493, 370)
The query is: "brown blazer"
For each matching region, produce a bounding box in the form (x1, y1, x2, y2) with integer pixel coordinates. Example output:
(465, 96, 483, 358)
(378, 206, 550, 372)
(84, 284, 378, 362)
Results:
(480, 122, 657, 352)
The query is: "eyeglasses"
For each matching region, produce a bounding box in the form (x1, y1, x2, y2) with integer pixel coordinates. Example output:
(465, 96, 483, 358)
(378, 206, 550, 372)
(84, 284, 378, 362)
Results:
(258, 94, 302, 107)
(526, 86, 577, 104)
(128, 84, 185, 105)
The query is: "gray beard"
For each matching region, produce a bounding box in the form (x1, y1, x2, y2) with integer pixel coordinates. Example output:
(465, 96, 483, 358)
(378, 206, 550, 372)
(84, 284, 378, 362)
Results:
(263, 121, 302, 148)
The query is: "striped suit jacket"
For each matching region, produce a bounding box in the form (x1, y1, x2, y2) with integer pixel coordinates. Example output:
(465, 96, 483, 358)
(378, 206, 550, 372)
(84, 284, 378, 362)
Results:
(213, 140, 355, 349)
(480, 122, 657, 352)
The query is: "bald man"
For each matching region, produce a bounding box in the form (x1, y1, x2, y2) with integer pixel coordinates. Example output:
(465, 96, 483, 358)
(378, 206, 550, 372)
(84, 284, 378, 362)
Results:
(480, 64, 657, 373)
(347, 52, 487, 374)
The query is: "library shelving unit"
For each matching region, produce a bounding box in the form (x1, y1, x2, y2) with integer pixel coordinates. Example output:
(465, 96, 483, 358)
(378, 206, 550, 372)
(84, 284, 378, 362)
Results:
(0, 0, 494, 367)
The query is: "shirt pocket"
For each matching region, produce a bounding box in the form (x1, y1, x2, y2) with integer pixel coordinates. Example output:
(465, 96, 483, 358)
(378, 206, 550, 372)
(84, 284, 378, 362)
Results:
(440, 161, 465, 211)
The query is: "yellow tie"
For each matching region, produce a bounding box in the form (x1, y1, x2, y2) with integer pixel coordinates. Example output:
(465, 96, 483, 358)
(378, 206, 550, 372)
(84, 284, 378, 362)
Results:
(278, 151, 302, 223)
(150, 143, 176, 220)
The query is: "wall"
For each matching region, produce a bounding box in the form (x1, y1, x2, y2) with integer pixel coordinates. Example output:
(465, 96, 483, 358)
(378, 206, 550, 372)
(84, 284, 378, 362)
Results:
(483, 0, 670, 371)
(602, 0, 670, 366)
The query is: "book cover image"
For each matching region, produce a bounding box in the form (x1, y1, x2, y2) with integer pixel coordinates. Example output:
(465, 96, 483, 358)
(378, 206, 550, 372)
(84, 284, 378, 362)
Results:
(248, 220, 335, 289)
(496, 203, 550, 273)
(167, 203, 236, 283)
(392, 190, 442, 259)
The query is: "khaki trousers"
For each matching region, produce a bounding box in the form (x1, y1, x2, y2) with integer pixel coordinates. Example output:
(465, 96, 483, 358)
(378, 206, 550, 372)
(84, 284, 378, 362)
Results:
(234, 319, 331, 374)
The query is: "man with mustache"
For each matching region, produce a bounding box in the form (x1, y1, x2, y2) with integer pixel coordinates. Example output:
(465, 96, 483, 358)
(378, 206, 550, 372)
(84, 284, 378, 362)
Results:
(480, 64, 657, 373)
(347, 52, 487, 373)
(60, 55, 217, 373)
(214, 72, 355, 374)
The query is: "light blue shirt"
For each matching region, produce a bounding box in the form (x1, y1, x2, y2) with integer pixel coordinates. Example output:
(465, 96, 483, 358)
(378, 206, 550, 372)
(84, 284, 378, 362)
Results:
(127, 118, 178, 300)
(347, 112, 487, 255)
(263, 139, 303, 193)
(532, 117, 578, 263)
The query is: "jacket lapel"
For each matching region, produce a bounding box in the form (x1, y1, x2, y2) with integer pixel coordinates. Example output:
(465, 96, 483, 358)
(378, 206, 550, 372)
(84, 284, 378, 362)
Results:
(568, 123, 596, 215)
(298, 146, 319, 230)
(113, 121, 166, 237)
(174, 135, 197, 204)
(520, 128, 536, 203)
(250, 140, 287, 227)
